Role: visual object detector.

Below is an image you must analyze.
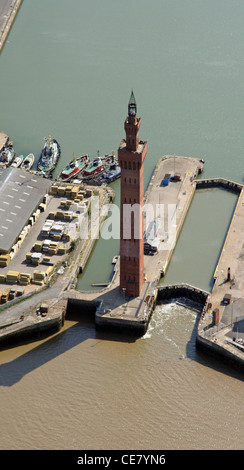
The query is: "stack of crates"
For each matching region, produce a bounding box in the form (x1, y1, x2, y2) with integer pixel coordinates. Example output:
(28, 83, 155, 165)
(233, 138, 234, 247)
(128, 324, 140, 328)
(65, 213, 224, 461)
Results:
(50, 222, 65, 239)
(57, 186, 66, 196)
(39, 202, 46, 212)
(57, 244, 66, 255)
(1, 290, 9, 303)
(43, 239, 51, 253)
(6, 271, 20, 284)
(53, 233, 62, 241)
(65, 185, 73, 198)
(34, 241, 43, 252)
(64, 211, 73, 222)
(16, 288, 24, 297)
(49, 241, 59, 255)
(41, 220, 53, 238)
(60, 200, 67, 210)
(42, 240, 58, 255)
(32, 271, 45, 285)
(66, 200, 73, 208)
(86, 188, 93, 197)
(0, 254, 11, 267)
(56, 210, 64, 220)
(26, 253, 32, 263)
(70, 186, 79, 200)
(9, 288, 16, 300)
(77, 191, 84, 201)
(19, 273, 31, 286)
(49, 184, 58, 195)
(0, 274, 6, 283)
(31, 253, 42, 266)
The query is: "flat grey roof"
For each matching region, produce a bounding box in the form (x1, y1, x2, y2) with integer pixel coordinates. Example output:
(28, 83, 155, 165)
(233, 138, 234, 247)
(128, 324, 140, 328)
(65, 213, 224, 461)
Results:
(0, 167, 51, 253)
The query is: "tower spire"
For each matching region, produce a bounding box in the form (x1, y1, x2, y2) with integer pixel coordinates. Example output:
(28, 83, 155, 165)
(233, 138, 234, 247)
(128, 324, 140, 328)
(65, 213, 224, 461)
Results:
(128, 90, 137, 118)
(124, 90, 141, 151)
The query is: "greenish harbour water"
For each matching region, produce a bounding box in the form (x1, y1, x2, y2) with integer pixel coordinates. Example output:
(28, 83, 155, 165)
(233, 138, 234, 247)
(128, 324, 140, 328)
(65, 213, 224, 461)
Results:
(0, 0, 244, 451)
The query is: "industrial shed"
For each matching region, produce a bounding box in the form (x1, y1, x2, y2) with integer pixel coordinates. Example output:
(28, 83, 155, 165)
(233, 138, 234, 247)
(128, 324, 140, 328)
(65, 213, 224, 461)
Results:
(0, 167, 51, 254)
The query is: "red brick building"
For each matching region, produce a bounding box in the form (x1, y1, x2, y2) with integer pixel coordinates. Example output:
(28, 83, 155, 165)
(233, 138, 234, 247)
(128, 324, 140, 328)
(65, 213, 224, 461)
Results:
(118, 91, 147, 297)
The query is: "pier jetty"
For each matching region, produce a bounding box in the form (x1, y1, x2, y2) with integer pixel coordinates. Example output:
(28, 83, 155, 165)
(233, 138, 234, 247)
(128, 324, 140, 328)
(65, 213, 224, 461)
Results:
(0, 0, 23, 53)
(0, 155, 203, 343)
(67, 154, 204, 333)
(196, 181, 244, 367)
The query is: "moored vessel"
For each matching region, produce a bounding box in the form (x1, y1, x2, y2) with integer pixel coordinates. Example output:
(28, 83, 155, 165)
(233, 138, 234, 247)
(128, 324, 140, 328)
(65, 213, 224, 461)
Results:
(103, 161, 121, 182)
(83, 157, 104, 177)
(21, 153, 35, 170)
(37, 135, 61, 174)
(11, 155, 24, 168)
(59, 154, 89, 180)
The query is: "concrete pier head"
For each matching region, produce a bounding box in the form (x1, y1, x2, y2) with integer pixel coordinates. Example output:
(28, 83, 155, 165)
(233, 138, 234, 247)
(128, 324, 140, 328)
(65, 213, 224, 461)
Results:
(93, 154, 204, 333)
(29, 154, 203, 338)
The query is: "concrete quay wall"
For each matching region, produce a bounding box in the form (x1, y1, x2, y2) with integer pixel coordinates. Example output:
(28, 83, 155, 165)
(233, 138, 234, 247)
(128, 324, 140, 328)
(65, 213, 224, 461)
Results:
(158, 283, 209, 305)
(0, 0, 23, 53)
(196, 177, 242, 193)
(196, 333, 244, 368)
(196, 182, 244, 369)
(0, 298, 67, 346)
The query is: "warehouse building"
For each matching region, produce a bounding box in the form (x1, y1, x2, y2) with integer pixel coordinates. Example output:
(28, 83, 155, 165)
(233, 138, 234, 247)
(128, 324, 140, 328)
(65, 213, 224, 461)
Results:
(0, 167, 51, 254)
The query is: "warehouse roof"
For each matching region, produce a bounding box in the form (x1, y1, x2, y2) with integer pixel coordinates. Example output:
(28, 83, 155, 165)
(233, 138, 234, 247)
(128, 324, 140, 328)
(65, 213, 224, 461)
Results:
(0, 167, 51, 253)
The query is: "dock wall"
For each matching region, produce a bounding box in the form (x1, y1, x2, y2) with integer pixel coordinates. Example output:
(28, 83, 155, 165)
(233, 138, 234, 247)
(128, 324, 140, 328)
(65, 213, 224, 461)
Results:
(67, 297, 100, 315)
(158, 283, 209, 304)
(0, 309, 65, 346)
(196, 333, 244, 368)
(195, 177, 242, 193)
(160, 180, 196, 279)
(0, 0, 23, 53)
(212, 184, 242, 284)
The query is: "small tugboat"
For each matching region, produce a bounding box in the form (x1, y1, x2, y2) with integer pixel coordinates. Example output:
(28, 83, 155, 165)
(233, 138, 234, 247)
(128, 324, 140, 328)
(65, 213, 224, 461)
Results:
(60, 154, 89, 179)
(21, 153, 35, 170)
(37, 135, 61, 174)
(11, 155, 24, 168)
(103, 161, 121, 182)
(83, 157, 104, 177)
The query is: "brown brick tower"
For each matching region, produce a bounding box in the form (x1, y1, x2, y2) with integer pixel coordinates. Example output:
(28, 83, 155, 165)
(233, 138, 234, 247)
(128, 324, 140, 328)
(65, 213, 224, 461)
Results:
(118, 91, 147, 297)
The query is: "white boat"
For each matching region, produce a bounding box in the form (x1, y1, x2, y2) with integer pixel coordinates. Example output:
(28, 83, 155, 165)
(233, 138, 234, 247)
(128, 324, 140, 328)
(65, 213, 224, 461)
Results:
(21, 153, 35, 170)
(11, 155, 24, 168)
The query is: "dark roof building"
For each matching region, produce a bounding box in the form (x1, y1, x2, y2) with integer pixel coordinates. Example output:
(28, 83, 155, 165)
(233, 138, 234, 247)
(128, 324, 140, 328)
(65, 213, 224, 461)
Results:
(0, 167, 51, 254)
